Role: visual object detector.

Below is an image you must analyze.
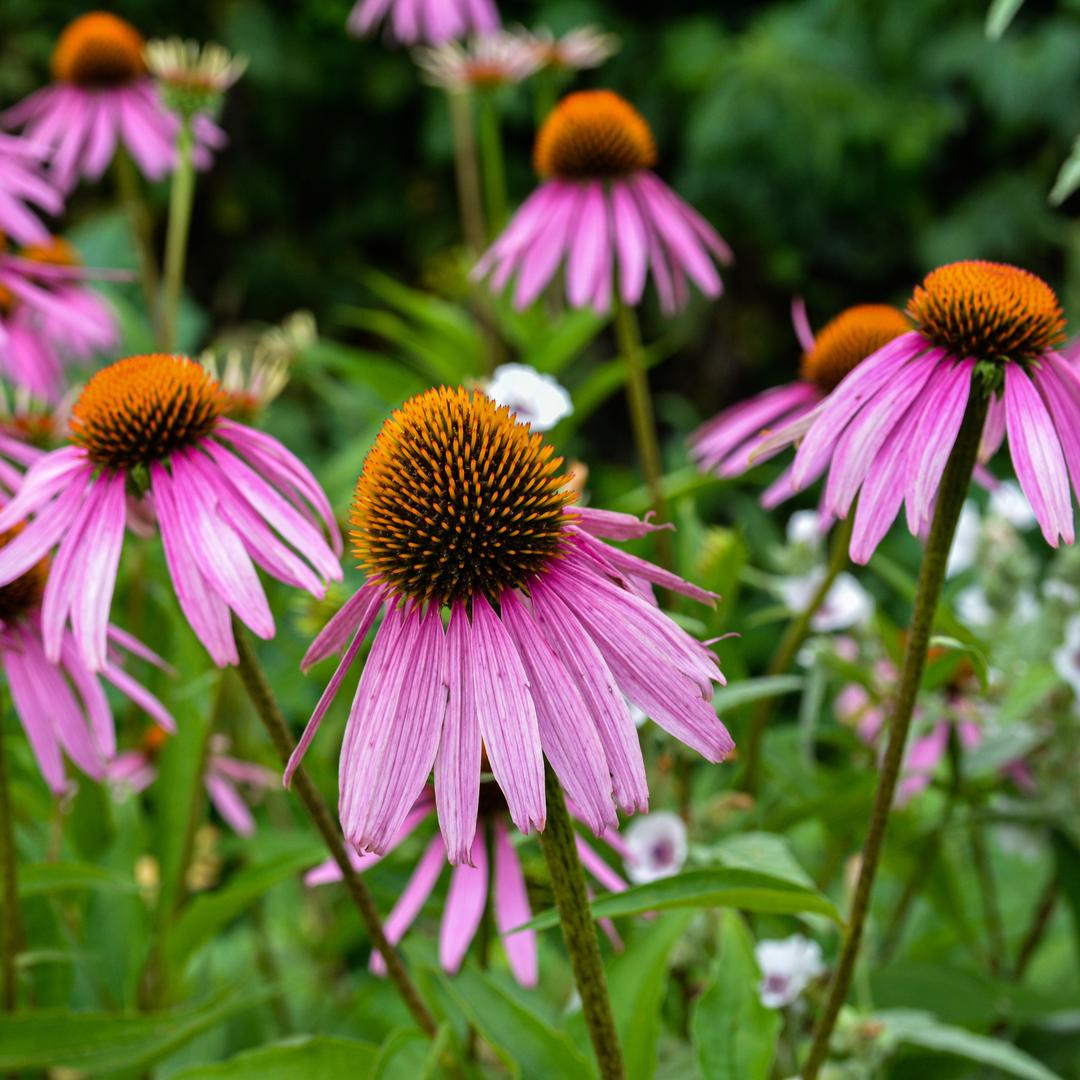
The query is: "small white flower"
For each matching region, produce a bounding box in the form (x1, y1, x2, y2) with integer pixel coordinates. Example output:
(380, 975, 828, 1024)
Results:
(946, 502, 981, 577)
(988, 481, 1036, 530)
(755, 935, 825, 1009)
(780, 570, 872, 632)
(1053, 614, 1080, 698)
(485, 363, 572, 432)
(786, 510, 824, 550)
(1044, 579, 1079, 605)
(622, 811, 688, 885)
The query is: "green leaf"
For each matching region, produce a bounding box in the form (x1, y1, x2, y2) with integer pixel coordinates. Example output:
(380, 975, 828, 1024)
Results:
(711, 675, 803, 715)
(707, 832, 816, 889)
(371, 1029, 431, 1079)
(1049, 135, 1080, 207)
(517, 867, 842, 932)
(172, 1036, 379, 1079)
(607, 912, 696, 1080)
(985, 0, 1026, 40)
(0, 989, 263, 1073)
(17, 861, 138, 897)
(879, 1009, 1063, 1080)
(440, 970, 594, 1080)
(166, 844, 323, 975)
(693, 911, 780, 1080)
(926, 635, 989, 690)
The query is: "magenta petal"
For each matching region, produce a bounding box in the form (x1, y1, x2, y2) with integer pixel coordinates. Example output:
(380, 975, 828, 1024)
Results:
(439, 831, 488, 973)
(493, 818, 538, 987)
(1034, 355, 1080, 504)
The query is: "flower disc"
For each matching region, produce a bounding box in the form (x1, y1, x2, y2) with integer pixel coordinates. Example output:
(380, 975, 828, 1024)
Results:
(52, 12, 146, 88)
(351, 386, 575, 606)
(800, 304, 911, 391)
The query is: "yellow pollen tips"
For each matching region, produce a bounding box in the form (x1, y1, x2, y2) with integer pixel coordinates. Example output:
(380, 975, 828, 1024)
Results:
(351, 386, 576, 607)
(71, 354, 227, 471)
(52, 12, 147, 88)
(0, 523, 48, 624)
(534, 90, 657, 180)
(907, 260, 1066, 364)
(800, 304, 911, 392)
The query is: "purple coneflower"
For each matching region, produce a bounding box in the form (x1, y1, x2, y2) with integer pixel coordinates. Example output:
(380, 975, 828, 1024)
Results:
(0, 133, 64, 245)
(3, 13, 224, 191)
(307, 785, 629, 985)
(523, 26, 620, 73)
(290, 386, 730, 866)
(0, 353, 342, 669)
(349, 0, 499, 46)
(690, 300, 911, 508)
(413, 32, 541, 92)
(474, 90, 732, 314)
(0, 523, 171, 795)
(109, 729, 275, 836)
(758, 261, 1080, 561)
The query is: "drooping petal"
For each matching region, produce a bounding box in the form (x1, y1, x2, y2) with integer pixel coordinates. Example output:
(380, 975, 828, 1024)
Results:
(493, 818, 538, 987)
(439, 831, 488, 973)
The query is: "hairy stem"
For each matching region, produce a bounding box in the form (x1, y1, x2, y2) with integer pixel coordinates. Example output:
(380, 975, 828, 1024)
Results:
(0, 715, 20, 1012)
(801, 389, 988, 1079)
(113, 148, 161, 339)
(230, 620, 438, 1038)
(613, 297, 672, 569)
(742, 512, 855, 793)
(538, 763, 625, 1080)
(161, 117, 196, 352)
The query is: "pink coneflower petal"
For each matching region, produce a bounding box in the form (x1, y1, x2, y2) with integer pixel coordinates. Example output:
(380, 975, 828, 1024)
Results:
(435, 605, 482, 865)
(611, 181, 649, 306)
(567, 181, 609, 309)
(493, 818, 538, 986)
(574, 506, 672, 541)
(470, 594, 545, 835)
(2, 637, 64, 792)
(1004, 363, 1074, 546)
(530, 578, 649, 814)
(440, 832, 488, 973)
(1033, 354, 1080, 503)
(513, 185, 580, 308)
(575, 834, 628, 896)
(369, 834, 446, 976)
(791, 297, 815, 352)
(205, 774, 257, 836)
(102, 662, 174, 733)
(501, 592, 616, 835)
(302, 582, 384, 672)
(58, 636, 114, 756)
(0, 472, 89, 586)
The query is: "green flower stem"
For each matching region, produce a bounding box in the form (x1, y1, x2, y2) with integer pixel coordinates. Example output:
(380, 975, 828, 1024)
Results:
(447, 91, 487, 256)
(801, 389, 989, 1080)
(161, 117, 196, 352)
(534, 70, 558, 127)
(476, 94, 507, 239)
(1013, 872, 1058, 981)
(612, 296, 672, 569)
(968, 809, 1005, 975)
(113, 148, 161, 339)
(741, 512, 855, 794)
(0, 711, 21, 1012)
(230, 619, 438, 1039)
(538, 762, 626, 1080)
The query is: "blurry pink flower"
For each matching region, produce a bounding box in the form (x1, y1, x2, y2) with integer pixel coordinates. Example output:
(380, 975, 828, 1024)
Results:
(413, 32, 540, 91)
(474, 90, 731, 315)
(349, 0, 499, 46)
(690, 300, 911, 508)
(109, 731, 275, 836)
(0, 133, 64, 245)
(523, 26, 620, 73)
(291, 387, 730, 866)
(0, 525, 172, 794)
(756, 262, 1080, 562)
(306, 786, 628, 985)
(3, 12, 224, 191)
(0, 353, 342, 670)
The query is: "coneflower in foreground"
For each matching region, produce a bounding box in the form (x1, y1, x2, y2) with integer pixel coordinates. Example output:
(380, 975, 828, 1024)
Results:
(0, 353, 342, 669)
(0, 523, 172, 795)
(690, 300, 910, 508)
(758, 261, 1080, 562)
(474, 90, 732, 314)
(290, 386, 731, 865)
(2, 12, 224, 190)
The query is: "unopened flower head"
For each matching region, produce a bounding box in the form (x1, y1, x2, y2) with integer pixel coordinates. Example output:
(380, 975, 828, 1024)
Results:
(291, 386, 731, 865)
(475, 90, 732, 315)
(145, 37, 247, 120)
(0, 353, 342, 670)
(524, 25, 620, 72)
(755, 262, 1080, 562)
(690, 300, 910, 510)
(307, 784, 630, 986)
(414, 32, 541, 92)
(3, 13, 226, 190)
(349, 0, 499, 46)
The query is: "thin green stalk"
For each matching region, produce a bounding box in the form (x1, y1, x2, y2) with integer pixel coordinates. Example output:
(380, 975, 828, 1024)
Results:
(538, 762, 625, 1080)
(1012, 872, 1058, 981)
(968, 810, 1005, 975)
(113, 148, 161, 338)
(801, 389, 989, 1079)
(741, 513, 855, 793)
(230, 619, 439, 1039)
(534, 70, 558, 127)
(447, 91, 487, 256)
(612, 297, 672, 569)
(0, 714, 20, 1012)
(161, 117, 196, 352)
(476, 94, 507, 238)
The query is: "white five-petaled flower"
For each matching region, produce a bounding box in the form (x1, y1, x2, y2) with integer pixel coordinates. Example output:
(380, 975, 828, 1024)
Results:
(622, 810, 688, 885)
(755, 934, 825, 1009)
(484, 363, 573, 432)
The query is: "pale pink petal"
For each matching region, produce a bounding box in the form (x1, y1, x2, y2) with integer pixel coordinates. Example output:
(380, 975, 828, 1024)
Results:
(439, 831, 489, 973)
(493, 818, 538, 987)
